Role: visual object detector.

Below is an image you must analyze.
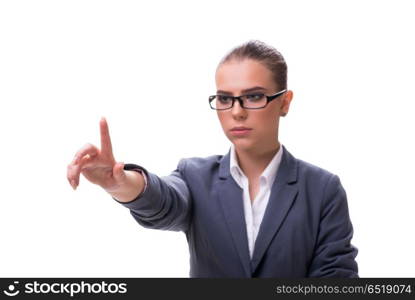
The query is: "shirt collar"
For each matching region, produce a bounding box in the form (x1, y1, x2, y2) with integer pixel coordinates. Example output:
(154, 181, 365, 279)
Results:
(230, 145, 244, 187)
(230, 143, 284, 188)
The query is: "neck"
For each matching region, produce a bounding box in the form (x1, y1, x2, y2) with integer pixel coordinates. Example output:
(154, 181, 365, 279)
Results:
(234, 141, 281, 178)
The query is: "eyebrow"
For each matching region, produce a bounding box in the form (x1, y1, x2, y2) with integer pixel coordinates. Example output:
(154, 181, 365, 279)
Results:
(216, 86, 267, 95)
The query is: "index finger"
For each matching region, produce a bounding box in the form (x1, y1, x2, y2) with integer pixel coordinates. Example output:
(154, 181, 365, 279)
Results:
(100, 117, 114, 157)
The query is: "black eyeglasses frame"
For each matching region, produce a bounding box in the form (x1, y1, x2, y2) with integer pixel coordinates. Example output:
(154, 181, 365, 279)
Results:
(208, 89, 287, 110)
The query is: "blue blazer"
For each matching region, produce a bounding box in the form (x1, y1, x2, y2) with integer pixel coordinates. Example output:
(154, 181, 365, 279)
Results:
(116, 145, 358, 278)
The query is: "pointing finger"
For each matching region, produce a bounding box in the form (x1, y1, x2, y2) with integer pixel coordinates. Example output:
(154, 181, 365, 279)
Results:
(100, 117, 114, 157)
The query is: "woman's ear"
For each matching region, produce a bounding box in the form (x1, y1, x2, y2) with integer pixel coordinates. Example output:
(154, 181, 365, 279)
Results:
(280, 90, 293, 117)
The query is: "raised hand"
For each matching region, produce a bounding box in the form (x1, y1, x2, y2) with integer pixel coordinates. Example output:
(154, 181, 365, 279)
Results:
(67, 117, 127, 192)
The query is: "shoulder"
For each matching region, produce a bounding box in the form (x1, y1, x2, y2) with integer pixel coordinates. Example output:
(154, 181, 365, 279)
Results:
(290, 152, 342, 192)
(176, 154, 223, 171)
(287, 151, 347, 211)
(297, 157, 335, 179)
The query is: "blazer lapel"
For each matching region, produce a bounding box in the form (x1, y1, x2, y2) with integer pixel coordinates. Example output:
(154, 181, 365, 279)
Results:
(217, 150, 252, 277)
(250, 146, 299, 273)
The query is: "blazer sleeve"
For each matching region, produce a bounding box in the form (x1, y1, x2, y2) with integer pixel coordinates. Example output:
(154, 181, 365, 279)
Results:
(112, 158, 192, 232)
(307, 174, 359, 277)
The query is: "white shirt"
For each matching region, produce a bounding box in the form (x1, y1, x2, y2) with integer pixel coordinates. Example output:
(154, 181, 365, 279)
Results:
(229, 143, 283, 259)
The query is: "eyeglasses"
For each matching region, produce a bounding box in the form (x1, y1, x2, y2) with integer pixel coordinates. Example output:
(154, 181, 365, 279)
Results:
(208, 89, 287, 110)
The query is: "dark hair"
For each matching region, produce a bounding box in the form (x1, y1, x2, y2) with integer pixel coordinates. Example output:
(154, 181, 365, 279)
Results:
(218, 40, 287, 91)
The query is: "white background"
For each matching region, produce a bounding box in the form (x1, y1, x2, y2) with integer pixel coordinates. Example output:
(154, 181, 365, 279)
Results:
(0, 0, 414, 277)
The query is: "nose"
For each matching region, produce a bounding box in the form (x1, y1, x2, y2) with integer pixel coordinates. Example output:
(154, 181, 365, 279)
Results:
(231, 99, 247, 120)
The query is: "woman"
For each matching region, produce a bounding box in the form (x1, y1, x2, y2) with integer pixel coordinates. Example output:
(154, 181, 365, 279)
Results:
(67, 40, 358, 277)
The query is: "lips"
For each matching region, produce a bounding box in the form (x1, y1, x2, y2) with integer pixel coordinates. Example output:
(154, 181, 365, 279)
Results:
(230, 126, 252, 131)
(230, 126, 252, 137)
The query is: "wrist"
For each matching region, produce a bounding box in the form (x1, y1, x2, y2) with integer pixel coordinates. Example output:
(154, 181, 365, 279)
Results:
(108, 170, 146, 203)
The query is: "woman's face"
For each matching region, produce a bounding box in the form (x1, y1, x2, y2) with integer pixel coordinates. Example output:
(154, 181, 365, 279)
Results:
(215, 58, 293, 153)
